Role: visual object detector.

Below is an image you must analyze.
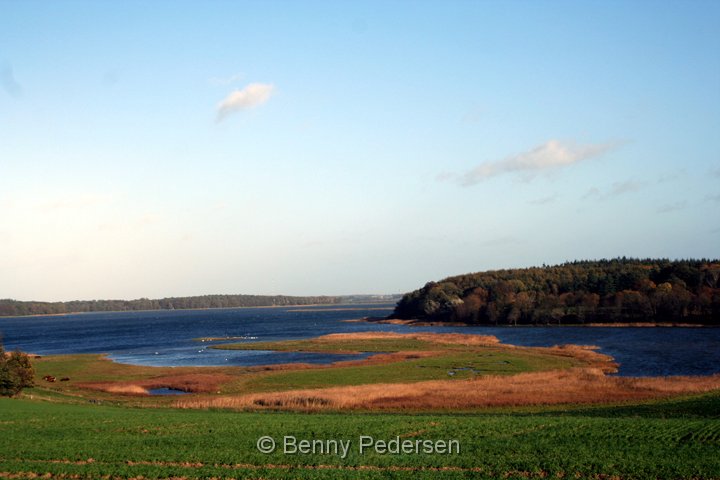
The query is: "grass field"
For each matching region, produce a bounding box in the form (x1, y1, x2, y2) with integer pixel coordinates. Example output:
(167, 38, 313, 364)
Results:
(4, 332, 720, 479)
(27, 332, 590, 407)
(1, 393, 720, 479)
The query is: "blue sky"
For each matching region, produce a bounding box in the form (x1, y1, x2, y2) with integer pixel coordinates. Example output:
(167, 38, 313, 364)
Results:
(1, 0, 719, 301)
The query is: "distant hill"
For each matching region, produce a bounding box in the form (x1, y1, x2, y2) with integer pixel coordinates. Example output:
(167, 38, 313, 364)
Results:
(0, 294, 399, 317)
(391, 259, 720, 325)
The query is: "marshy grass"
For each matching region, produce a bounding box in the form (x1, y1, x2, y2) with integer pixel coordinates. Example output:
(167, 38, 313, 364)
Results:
(177, 369, 720, 412)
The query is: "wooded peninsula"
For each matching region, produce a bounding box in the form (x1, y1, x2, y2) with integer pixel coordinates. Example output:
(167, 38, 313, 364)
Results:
(391, 259, 720, 325)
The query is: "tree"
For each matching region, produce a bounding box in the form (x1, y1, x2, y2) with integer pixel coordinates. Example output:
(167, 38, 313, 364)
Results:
(0, 340, 35, 397)
(391, 259, 720, 325)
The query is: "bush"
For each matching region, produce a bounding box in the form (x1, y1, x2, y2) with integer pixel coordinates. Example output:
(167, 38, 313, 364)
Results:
(0, 343, 35, 397)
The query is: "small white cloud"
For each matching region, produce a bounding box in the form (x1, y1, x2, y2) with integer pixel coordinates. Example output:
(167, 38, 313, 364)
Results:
(1, 62, 22, 98)
(458, 139, 621, 186)
(209, 72, 245, 86)
(216, 83, 274, 122)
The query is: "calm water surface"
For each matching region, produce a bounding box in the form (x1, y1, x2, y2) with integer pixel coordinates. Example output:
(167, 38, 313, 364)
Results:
(1, 305, 718, 377)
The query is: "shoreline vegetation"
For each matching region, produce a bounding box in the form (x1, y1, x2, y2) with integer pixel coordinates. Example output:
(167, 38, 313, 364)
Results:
(24, 331, 720, 412)
(390, 258, 720, 326)
(361, 317, 713, 327)
(0, 294, 399, 318)
(6, 331, 720, 478)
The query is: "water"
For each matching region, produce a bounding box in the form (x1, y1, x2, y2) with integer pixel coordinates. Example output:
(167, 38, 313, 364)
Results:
(147, 388, 189, 396)
(1, 304, 718, 377)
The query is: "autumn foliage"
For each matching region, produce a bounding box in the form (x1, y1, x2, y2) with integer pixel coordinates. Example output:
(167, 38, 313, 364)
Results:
(392, 258, 720, 325)
(0, 343, 35, 397)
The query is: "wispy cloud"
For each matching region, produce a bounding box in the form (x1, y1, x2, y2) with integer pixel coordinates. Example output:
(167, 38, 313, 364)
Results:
(581, 187, 601, 200)
(528, 194, 558, 205)
(609, 180, 644, 196)
(582, 180, 645, 201)
(657, 170, 685, 183)
(1, 62, 22, 98)
(457, 139, 622, 186)
(705, 193, 720, 203)
(209, 72, 245, 86)
(216, 83, 274, 122)
(657, 201, 686, 213)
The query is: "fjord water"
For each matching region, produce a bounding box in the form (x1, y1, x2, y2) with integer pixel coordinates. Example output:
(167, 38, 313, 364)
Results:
(1, 305, 718, 377)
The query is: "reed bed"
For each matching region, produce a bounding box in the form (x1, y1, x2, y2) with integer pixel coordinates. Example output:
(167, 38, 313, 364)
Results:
(176, 369, 720, 412)
(78, 373, 233, 395)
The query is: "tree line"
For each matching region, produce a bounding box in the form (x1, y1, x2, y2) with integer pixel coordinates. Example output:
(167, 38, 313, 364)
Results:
(0, 294, 344, 317)
(391, 258, 720, 325)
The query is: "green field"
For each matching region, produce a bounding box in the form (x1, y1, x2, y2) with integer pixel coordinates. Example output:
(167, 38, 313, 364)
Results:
(27, 333, 585, 405)
(4, 334, 719, 479)
(1, 394, 720, 479)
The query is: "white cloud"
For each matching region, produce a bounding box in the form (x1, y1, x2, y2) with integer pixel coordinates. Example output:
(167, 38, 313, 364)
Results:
(1, 62, 22, 98)
(209, 72, 245, 86)
(458, 139, 621, 186)
(216, 83, 274, 122)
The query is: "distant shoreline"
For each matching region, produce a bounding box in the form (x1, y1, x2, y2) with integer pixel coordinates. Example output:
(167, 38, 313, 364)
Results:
(0, 302, 396, 319)
(358, 317, 714, 328)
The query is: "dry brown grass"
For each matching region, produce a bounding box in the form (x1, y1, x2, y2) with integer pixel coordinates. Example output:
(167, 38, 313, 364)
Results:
(78, 373, 233, 396)
(318, 331, 500, 345)
(176, 369, 720, 412)
(101, 384, 149, 395)
(585, 322, 705, 327)
(365, 318, 474, 327)
(535, 344, 618, 373)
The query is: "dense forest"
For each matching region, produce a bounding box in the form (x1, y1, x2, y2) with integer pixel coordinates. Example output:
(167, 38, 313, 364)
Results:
(392, 259, 720, 325)
(0, 294, 347, 317)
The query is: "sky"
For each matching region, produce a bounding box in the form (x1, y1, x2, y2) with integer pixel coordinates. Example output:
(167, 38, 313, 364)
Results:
(1, 0, 719, 302)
